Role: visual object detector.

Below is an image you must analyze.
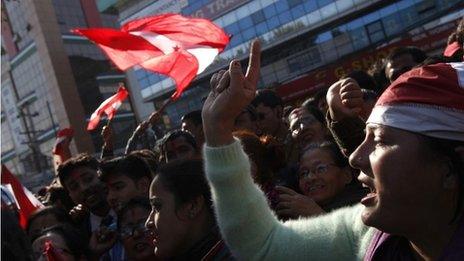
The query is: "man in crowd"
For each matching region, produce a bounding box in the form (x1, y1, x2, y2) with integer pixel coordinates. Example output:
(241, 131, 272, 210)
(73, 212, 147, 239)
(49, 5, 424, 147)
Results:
(160, 130, 201, 163)
(181, 110, 205, 147)
(384, 46, 427, 83)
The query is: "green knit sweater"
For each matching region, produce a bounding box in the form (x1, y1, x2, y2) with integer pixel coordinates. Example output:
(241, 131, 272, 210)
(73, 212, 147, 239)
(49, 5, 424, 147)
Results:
(204, 139, 376, 260)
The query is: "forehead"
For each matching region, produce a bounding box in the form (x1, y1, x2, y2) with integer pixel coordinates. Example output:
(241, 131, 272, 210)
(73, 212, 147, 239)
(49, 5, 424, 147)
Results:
(106, 173, 134, 184)
(33, 232, 67, 249)
(67, 166, 97, 182)
(301, 148, 332, 165)
(387, 53, 415, 67)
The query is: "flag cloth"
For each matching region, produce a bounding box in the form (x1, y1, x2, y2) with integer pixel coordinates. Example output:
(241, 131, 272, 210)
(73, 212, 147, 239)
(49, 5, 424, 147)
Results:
(73, 14, 230, 99)
(52, 128, 74, 158)
(87, 86, 129, 130)
(1, 165, 44, 229)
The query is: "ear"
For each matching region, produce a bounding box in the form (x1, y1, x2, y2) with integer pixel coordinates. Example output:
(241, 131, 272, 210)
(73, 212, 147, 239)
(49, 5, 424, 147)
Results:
(136, 177, 151, 195)
(177, 196, 205, 221)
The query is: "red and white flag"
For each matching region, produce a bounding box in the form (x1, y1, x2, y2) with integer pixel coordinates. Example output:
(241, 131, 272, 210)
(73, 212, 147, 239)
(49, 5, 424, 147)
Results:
(87, 86, 129, 130)
(52, 128, 74, 157)
(72, 14, 230, 99)
(1, 165, 44, 229)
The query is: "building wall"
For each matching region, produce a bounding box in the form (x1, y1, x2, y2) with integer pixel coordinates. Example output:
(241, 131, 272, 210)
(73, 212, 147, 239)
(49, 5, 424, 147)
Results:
(115, 0, 461, 126)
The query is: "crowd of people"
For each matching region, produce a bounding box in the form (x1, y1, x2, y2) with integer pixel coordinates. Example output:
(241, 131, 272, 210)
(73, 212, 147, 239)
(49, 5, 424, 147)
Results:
(2, 17, 463, 261)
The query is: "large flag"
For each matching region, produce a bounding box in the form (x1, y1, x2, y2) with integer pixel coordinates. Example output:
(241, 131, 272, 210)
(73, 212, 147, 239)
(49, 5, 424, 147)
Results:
(1, 165, 44, 229)
(73, 14, 230, 99)
(52, 128, 74, 158)
(87, 86, 129, 130)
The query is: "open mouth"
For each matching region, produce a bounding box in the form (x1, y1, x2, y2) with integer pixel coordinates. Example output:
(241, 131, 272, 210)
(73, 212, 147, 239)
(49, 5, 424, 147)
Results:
(360, 180, 377, 206)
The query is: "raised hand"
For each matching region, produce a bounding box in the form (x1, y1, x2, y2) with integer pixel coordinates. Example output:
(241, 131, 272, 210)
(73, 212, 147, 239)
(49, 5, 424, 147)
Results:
(326, 78, 363, 121)
(275, 186, 324, 219)
(202, 40, 261, 146)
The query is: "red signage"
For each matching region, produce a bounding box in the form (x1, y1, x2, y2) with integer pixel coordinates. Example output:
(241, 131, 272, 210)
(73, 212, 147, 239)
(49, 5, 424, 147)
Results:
(277, 18, 460, 102)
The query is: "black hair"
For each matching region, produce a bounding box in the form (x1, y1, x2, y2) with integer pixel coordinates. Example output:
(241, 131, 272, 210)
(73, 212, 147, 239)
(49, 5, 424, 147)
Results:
(57, 153, 99, 190)
(27, 206, 72, 239)
(251, 89, 283, 109)
(293, 104, 326, 126)
(181, 110, 202, 127)
(117, 197, 151, 231)
(99, 153, 153, 182)
(301, 141, 349, 168)
(422, 136, 464, 223)
(386, 46, 427, 64)
(37, 224, 90, 259)
(347, 70, 378, 91)
(44, 185, 75, 213)
(160, 129, 198, 158)
(155, 159, 213, 213)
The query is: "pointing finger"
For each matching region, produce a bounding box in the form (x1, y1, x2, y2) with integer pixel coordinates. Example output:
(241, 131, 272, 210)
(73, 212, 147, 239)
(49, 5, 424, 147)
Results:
(245, 40, 261, 86)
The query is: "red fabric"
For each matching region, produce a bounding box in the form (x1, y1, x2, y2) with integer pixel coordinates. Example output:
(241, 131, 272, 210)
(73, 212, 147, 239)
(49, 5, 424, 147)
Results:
(443, 41, 461, 57)
(376, 63, 464, 111)
(73, 14, 229, 99)
(52, 128, 74, 156)
(44, 241, 59, 261)
(87, 86, 129, 130)
(1, 165, 44, 229)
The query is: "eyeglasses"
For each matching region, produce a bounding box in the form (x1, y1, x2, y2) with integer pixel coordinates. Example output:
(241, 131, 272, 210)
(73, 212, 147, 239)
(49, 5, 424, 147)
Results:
(299, 163, 337, 178)
(119, 222, 150, 239)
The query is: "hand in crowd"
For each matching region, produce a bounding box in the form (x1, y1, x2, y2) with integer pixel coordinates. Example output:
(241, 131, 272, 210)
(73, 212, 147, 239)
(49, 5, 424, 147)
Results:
(89, 226, 118, 259)
(69, 204, 89, 224)
(101, 125, 113, 147)
(202, 40, 261, 146)
(326, 78, 363, 121)
(148, 110, 162, 125)
(275, 186, 324, 219)
(134, 120, 150, 136)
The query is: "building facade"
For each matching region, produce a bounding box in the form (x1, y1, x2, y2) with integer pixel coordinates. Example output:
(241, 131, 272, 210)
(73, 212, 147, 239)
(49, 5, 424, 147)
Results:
(99, 0, 462, 127)
(1, 0, 136, 191)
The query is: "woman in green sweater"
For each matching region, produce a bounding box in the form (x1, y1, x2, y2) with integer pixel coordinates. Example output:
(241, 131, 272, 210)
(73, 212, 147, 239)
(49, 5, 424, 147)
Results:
(201, 40, 464, 260)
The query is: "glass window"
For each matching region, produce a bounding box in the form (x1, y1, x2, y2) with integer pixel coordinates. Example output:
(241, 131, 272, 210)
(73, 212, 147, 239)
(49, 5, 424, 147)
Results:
(320, 3, 337, 19)
(316, 31, 332, 43)
(242, 27, 256, 41)
(278, 10, 293, 25)
(255, 22, 268, 36)
(275, 0, 289, 11)
(267, 16, 281, 30)
(303, 1, 318, 12)
(238, 16, 253, 30)
(382, 13, 402, 36)
(230, 33, 243, 47)
(335, 0, 353, 12)
(225, 23, 240, 35)
(251, 10, 266, 24)
(307, 10, 322, 25)
(379, 4, 397, 17)
(263, 4, 277, 19)
(317, 0, 333, 8)
(290, 5, 306, 19)
(366, 21, 386, 43)
(287, 0, 303, 8)
(399, 6, 418, 28)
(349, 27, 369, 50)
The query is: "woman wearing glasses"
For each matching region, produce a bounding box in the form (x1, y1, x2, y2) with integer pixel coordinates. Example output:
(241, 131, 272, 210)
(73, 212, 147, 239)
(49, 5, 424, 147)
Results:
(276, 142, 367, 219)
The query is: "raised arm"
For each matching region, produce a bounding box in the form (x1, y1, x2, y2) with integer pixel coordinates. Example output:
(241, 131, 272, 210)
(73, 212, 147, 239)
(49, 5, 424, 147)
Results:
(202, 41, 373, 260)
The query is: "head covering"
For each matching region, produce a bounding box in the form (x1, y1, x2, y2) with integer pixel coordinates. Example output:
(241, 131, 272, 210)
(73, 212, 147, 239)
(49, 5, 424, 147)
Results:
(367, 62, 464, 141)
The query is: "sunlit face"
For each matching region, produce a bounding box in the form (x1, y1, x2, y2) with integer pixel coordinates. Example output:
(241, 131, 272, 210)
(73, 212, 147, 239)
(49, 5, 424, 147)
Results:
(145, 177, 191, 259)
(63, 167, 107, 212)
(349, 124, 447, 234)
(298, 148, 351, 205)
(255, 104, 281, 136)
(289, 108, 327, 147)
(32, 232, 76, 261)
(164, 136, 198, 162)
(106, 174, 149, 212)
(28, 213, 59, 240)
(385, 53, 417, 82)
(119, 206, 155, 260)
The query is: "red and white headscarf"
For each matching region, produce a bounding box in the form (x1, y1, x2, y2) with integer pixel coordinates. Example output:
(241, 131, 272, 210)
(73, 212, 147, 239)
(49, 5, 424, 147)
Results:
(367, 62, 464, 141)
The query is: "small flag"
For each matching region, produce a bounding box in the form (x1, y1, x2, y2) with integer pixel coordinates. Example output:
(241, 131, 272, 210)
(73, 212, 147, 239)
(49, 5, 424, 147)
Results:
(1, 165, 44, 229)
(87, 86, 129, 130)
(443, 41, 461, 57)
(73, 13, 230, 99)
(52, 128, 74, 159)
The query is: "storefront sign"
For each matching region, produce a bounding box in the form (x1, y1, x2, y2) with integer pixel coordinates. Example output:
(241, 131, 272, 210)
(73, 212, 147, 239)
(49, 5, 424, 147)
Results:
(191, 0, 249, 20)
